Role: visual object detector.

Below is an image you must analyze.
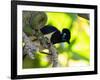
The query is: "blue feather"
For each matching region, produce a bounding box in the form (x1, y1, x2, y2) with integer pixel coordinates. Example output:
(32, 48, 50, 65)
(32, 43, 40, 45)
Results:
(40, 25, 58, 34)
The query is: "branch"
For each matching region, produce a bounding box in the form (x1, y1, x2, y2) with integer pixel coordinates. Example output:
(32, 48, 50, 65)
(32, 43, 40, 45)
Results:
(49, 43, 59, 67)
(35, 29, 59, 67)
(23, 32, 37, 60)
(23, 11, 59, 67)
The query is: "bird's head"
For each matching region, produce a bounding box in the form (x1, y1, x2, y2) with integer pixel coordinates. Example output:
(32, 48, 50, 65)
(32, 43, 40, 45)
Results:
(61, 29, 71, 44)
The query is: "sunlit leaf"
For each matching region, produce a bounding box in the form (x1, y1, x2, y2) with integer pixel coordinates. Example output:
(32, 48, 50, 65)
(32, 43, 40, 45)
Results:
(58, 52, 69, 67)
(69, 59, 89, 67)
(71, 16, 90, 60)
(46, 12, 74, 31)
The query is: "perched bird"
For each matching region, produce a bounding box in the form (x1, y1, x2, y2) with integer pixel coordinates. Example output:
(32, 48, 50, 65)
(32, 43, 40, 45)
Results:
(23, 11, 71, 60)
(40, 25, 71, 44)
(23, 25, 70, 49)
(23, 11, 71, 45)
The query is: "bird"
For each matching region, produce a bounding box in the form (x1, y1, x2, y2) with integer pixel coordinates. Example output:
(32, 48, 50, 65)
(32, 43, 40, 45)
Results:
(40, 25, 71, 44)
(23, 11, 71, 45)
(23, 25, 71, 59)
(23, 25, 71, 50)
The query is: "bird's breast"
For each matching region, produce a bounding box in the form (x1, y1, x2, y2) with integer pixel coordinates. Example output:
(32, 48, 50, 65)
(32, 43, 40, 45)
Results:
(43, 32, 55, 42)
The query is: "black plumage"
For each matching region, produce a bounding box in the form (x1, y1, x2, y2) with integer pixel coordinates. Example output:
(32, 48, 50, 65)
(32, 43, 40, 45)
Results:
(40, 25, 71, 44)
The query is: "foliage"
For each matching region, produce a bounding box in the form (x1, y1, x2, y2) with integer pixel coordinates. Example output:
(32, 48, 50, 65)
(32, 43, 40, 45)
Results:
(23, 12, 90, 68)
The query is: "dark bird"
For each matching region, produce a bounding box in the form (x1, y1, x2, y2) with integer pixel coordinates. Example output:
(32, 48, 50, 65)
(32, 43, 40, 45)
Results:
(23, 25, 71, 59)
(40, 25, 71, 44)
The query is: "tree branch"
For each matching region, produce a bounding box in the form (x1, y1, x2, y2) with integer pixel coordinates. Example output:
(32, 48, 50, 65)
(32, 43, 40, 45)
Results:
(23, 11, 59, 67)
(23, 32, 37, 60)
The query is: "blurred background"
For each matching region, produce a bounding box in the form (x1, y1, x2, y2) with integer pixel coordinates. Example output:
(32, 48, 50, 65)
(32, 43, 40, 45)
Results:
(23, 12, 90, 68)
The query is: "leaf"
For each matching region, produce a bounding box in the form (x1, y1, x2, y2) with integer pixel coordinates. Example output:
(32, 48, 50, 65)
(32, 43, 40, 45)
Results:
(46, 12, 75, 31)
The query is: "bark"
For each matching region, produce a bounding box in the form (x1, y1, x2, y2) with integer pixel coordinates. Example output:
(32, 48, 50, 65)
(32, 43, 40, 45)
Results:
(23, 11, 59, 67)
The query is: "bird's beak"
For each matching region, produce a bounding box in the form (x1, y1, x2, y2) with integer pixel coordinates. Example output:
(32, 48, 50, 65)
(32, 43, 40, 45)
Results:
(67, 41, 70, 44)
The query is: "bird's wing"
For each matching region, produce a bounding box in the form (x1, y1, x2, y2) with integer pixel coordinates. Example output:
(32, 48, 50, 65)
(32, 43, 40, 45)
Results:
(44, 32, 55, 42)
(40, 25, 58, 34)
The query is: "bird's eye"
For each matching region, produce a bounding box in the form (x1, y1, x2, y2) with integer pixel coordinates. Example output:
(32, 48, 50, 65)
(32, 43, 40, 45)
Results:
(63, 33, 66, 38)
(62, 33, 66, 40)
